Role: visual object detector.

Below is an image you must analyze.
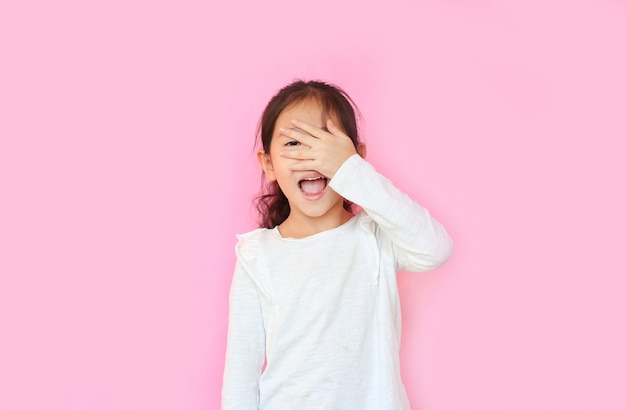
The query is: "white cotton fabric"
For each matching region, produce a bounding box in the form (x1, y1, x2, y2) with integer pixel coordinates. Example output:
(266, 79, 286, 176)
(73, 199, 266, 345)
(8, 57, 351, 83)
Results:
(222, 154, 453, 410)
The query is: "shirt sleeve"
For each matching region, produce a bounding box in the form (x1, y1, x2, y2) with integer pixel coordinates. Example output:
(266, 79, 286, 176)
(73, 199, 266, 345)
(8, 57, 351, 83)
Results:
(222, 256, 266, 409)
(328, 154, 453, 272)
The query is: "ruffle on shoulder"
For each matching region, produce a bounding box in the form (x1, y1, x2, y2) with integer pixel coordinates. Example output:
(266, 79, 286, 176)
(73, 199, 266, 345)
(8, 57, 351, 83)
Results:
(234, 228, 275, 301)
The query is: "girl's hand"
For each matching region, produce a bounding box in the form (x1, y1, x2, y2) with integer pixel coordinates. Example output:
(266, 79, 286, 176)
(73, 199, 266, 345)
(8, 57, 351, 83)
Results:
(278, 118, 358, 179)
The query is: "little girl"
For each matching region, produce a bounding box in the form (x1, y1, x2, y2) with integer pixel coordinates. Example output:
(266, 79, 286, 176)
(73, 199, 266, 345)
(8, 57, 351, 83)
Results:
(222, 80, 453, 409)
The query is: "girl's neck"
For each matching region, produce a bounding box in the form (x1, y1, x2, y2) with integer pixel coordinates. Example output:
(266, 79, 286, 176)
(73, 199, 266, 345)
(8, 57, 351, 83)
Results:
(277, 208, 354, 239)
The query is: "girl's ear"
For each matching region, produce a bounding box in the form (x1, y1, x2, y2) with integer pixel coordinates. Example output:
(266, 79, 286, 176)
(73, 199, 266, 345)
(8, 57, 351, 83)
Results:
(357, 143, 367, 158)
(257, 149, 277, 181)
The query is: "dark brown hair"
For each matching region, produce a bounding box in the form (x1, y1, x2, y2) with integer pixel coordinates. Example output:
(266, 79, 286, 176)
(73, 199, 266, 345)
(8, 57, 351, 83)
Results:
(255, 80, 362, 229)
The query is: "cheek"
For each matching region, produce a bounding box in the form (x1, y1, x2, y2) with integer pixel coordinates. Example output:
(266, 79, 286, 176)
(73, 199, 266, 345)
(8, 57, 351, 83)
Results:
(269, 156, 292, 180)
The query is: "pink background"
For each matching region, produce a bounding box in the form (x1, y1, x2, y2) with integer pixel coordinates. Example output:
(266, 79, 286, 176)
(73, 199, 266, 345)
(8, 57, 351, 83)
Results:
(1, 0, 625, 409)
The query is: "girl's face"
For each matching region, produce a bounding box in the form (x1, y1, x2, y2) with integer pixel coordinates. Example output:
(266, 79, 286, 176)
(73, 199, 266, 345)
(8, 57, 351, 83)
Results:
(258, 99, 353, 235)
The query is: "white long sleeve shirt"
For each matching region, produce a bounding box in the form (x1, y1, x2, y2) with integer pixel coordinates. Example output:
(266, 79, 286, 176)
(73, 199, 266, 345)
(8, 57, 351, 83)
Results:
(222, 155, 453, 409)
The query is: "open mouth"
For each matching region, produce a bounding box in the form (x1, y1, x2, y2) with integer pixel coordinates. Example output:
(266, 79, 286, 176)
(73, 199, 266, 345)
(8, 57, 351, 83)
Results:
(298, 176, 328, 196)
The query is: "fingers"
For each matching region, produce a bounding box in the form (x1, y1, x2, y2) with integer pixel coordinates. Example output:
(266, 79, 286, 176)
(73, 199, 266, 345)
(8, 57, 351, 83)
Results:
(277, 147, 315, 171)
(279, 126, 316, 146)
(279, 149, 313, 160)
(292, 118, 352, 145)
(279, 118, 355, 178)
(286, 118, 348, 140)
(289, 119, 336, 139)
